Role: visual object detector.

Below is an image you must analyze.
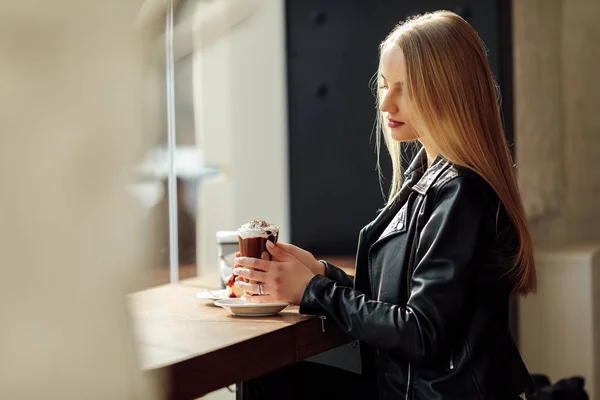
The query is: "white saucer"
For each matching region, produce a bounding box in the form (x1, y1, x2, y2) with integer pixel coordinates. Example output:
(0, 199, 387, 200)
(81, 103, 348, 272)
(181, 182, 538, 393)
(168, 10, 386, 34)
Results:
(196, 289, 229, 301)
(214, 298, 289, 317)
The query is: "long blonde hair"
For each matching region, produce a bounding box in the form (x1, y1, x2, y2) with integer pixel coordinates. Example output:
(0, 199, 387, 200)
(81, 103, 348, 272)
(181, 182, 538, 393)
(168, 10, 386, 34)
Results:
(376, 11, 536, 295)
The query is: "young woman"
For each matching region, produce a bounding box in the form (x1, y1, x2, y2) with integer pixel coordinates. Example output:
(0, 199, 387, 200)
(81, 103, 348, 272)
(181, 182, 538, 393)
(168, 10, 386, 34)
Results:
(234, 10, 536, 399)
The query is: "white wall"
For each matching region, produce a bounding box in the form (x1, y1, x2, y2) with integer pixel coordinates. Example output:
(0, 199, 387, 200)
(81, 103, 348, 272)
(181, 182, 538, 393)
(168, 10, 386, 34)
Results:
(514, 0, 600, 394)
(514, 0, 600, 247)
(193, 0, 290, 273)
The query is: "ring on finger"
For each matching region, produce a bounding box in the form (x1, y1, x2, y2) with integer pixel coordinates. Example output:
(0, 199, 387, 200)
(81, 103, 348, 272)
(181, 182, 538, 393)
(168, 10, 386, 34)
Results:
(257, 283, 265, 296)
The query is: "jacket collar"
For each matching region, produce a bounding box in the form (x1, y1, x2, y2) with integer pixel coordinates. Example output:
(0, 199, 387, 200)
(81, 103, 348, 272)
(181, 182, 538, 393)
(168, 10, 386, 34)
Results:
(412, 156, 449, 195)
(360, 148, 431, 244)
(359, 151, 450, 261)
(361, 148, 448, 238)
(404, 147, 448, 195)
(403, 146, 429, 180)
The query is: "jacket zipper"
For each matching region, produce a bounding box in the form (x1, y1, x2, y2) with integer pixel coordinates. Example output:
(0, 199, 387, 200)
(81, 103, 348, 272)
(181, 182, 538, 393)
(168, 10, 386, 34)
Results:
(404, 231, 419, 400)
(405, 362, 412, 400)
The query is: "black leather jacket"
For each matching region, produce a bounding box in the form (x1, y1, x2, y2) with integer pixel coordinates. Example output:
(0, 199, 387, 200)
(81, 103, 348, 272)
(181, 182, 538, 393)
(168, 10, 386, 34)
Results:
(300, 150, 533, 399)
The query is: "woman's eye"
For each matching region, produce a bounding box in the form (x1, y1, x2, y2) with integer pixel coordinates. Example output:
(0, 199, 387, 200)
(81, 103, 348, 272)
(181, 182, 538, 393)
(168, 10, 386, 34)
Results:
(379, 85, 388, 90)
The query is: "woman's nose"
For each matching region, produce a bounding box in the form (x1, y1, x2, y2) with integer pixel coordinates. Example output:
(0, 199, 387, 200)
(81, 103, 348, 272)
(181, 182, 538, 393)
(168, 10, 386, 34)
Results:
(379, 91, 398, 114)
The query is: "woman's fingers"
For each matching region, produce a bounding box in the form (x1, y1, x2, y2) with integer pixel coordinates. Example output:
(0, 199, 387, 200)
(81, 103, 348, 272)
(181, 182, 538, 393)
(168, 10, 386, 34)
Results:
(233, 267, 268, 283)
(266, 241, 294, 262)
(275, 242, 307, 260)
(233, 281, 275, 301)
(273, 241, 296, 253)
(233, 280, 263, 294)
(234, 256, 275, 271)
(241, 294, 278, 304)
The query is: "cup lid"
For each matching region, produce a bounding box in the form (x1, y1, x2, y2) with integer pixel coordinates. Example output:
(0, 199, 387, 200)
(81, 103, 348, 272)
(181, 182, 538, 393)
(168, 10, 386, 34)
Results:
(216, 231, 239, 243)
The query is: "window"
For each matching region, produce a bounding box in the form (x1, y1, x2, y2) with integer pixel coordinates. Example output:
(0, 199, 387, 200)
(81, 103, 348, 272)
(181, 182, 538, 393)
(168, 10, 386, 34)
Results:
(129, 0, 289, 288)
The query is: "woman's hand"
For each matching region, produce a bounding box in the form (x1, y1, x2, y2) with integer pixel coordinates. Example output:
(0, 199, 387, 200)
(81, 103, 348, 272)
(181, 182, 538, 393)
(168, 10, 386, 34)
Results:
(273, 242, 325, 276)
(233, 241, 316, 305)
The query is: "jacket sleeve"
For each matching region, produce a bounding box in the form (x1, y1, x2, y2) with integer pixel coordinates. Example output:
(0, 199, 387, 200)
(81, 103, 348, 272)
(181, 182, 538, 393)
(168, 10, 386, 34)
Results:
(322, 260, 355, 287)
(299, 177, 484, 363)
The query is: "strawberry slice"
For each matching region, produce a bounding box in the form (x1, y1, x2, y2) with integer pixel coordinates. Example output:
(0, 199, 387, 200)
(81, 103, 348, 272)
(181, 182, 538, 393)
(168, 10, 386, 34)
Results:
(225, 273, 237, 288)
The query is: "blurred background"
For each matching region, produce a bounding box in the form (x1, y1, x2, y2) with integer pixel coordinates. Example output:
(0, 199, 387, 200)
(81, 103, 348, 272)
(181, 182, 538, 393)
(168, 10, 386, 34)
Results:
(0, 0, 598, 398)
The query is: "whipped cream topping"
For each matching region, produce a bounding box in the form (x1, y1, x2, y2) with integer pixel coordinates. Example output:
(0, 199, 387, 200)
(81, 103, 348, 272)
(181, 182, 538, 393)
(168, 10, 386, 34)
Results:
(237, 220, 279, 239)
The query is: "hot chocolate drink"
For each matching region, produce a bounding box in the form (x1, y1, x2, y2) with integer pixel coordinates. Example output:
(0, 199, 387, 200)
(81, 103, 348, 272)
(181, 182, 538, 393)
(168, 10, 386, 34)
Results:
(238, 220, 279, 259)
(237, 220, 279, 290)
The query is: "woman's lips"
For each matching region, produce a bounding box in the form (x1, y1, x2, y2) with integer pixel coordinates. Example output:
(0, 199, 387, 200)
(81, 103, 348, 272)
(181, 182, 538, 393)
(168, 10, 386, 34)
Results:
(387, 119, 405, 129)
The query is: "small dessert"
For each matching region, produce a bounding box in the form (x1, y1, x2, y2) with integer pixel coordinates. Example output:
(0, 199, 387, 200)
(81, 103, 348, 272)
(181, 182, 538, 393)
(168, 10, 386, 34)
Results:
(224, 273, 244, 298)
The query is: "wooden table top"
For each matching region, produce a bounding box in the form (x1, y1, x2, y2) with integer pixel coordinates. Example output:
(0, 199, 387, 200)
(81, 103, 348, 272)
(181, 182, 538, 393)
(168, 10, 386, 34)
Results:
(130, 280, 314, 370)
(129, 264, 355, 399)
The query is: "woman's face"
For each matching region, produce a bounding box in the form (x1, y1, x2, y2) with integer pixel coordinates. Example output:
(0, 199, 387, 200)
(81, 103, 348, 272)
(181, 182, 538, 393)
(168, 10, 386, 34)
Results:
(379, 46, 418, 142)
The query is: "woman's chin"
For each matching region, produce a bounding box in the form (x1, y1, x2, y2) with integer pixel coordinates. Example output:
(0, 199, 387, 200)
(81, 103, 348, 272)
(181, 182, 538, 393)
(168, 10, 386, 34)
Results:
(388, 125, 417, 142)
(390, 132, 418, 142)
